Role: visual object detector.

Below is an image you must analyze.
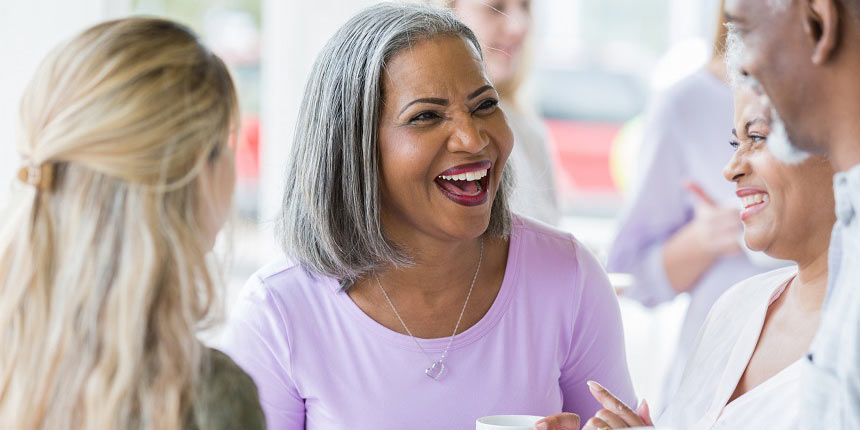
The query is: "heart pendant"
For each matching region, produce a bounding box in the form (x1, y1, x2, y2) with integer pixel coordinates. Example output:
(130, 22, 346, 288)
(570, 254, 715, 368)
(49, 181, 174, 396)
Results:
(425, 360, 446, 380)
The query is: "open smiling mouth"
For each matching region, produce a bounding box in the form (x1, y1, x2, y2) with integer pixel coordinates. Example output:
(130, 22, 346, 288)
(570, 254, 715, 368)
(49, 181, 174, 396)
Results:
(434, 161, 491, 207)
(740, 192, 770, 220)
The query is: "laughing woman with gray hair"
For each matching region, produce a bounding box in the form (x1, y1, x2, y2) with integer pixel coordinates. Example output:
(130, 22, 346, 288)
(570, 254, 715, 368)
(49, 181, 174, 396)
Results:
(220, 3, 635, 429)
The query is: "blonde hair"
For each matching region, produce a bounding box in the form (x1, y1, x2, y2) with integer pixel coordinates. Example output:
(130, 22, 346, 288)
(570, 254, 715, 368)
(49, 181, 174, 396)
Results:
(0, 17, 238, 429)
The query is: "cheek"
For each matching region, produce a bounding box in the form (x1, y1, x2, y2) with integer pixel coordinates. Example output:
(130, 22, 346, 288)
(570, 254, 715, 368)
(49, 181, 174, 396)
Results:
(378, 130, 437, 191)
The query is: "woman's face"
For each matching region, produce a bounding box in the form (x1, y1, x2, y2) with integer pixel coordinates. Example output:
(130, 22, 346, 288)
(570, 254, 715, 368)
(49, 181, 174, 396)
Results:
(198, 142, 236, 250)
(723, 86, 835, 259)
(452, 0, 531, 90)
(377, 35, 513, 244)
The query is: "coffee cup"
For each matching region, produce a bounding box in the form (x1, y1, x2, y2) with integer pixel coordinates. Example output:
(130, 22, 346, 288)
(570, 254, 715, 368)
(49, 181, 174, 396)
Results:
(476, 415, 543, 430)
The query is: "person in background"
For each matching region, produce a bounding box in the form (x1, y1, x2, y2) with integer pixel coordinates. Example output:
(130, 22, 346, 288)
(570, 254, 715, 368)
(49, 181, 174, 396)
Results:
(542, 59, 836, 430)
(605, 0, 784, 403)
(434, 0, 560, 225)
(219, 4, 634, 429)
(723, 0, 860, 426)
(0, 18, 264, 429)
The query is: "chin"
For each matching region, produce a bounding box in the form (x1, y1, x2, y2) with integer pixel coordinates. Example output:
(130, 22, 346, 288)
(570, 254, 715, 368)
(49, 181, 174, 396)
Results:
(742, 228, 770, 253)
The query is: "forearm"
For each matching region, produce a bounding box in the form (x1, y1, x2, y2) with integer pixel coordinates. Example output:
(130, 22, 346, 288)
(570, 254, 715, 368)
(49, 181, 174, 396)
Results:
(662, 222, 719, 293)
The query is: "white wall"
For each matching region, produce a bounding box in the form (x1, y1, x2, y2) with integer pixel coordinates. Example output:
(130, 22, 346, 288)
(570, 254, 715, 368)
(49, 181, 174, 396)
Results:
(0, 0, 128, 207)
(257, 0, 380, 229)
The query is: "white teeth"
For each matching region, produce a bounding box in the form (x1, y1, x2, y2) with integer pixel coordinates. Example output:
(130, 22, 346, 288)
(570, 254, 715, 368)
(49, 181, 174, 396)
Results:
(740, 193, 769, 208)
(438, 168, 488, 181)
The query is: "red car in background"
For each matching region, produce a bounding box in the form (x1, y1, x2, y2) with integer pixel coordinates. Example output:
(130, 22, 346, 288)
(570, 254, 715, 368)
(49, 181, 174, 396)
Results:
(536, 67, 646, 205)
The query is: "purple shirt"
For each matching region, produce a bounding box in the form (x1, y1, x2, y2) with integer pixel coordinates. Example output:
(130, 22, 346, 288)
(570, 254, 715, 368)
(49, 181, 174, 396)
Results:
(220, 215, 636, 429)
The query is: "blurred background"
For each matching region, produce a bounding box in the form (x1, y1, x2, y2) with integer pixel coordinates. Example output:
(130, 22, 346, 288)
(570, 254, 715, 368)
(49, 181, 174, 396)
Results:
(0, 0, 725, 412)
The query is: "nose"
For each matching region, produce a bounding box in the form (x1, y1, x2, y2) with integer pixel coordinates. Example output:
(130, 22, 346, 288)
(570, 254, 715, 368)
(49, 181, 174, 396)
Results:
(447, 115, 489, 154)
(723, 147, 749, 183)
(506, 7, 531, 39)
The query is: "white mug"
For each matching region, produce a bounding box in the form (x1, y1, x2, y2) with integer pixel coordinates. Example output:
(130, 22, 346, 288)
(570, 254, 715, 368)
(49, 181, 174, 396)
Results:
(476, 415, 543, 430)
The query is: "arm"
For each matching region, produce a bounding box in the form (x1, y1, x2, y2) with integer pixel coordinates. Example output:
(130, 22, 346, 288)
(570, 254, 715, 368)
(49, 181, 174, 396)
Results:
(217, 278, 306, 430)
(607, 97, 694, 304)
(662, 186, 742, 293)
(607, 97, 740, 300)
(560, 242, 637, 419)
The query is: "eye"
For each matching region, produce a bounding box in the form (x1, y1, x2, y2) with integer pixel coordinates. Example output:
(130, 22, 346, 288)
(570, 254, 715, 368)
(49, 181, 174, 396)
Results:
(474, 98, 499, 114)
(729, 139, 740, 150)
(408, 111, 442, 124)
(750, 133, 767, 144)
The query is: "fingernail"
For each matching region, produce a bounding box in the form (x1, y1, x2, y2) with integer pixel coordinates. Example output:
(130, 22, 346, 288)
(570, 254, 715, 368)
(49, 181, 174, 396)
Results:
(586, 380, 600, 390)
(534, 423, 548, 430)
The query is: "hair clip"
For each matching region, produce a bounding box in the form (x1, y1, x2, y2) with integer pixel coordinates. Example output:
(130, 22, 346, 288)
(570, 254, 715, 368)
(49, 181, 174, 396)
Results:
(17, 163, 54, 191)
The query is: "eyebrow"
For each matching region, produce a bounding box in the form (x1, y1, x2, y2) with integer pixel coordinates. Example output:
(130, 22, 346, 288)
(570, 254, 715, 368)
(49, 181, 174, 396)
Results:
(745, 117, 767, 133)
(399, 98, 448, 115)
(723, 11, 739, 23)
(398, 85, 496, 115)
(467, 85, 495, 100)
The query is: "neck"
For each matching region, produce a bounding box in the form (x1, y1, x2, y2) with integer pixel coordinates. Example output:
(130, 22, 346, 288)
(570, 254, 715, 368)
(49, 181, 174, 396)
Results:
(823, 54, 860, 172)
(374, 234, 485, 300)
(789, 245, 830, 313)
(830, 137, 860, 172)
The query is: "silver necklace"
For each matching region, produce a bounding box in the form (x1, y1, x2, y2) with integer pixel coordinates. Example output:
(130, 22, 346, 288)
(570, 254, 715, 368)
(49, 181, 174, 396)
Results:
(373, 238, 484, 381)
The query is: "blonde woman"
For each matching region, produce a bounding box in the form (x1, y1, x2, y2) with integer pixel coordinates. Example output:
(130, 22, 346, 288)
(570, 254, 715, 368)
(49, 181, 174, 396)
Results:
(0, 18, 264, 429)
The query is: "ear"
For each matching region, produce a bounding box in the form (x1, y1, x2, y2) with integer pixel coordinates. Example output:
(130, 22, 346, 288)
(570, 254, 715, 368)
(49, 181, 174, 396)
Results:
(804, 0, 840, 65)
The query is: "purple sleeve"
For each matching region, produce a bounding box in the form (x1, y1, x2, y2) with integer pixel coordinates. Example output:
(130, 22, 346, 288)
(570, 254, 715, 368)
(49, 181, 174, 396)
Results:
(219, 277, 306, 430)
(606, 95, 693, 306)
(560, 241, 637, 423)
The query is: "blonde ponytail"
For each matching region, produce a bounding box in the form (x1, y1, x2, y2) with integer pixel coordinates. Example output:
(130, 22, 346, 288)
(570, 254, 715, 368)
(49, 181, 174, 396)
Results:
(0, 17, 238, 429)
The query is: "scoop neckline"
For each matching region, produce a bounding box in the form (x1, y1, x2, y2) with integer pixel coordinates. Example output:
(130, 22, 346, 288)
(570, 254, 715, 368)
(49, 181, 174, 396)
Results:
(330, 217, 524, 353)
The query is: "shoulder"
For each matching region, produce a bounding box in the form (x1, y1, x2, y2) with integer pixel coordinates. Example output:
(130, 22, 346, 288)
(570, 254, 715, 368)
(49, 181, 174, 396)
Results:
(709, 265, 798, 318)
(223, 256, 341, 360)
(510, 215, 612, 303)
(192, 348, 266, 430)
(693, 265, 798, 341)
(512, 214, 599, 270)
(234, 256, 339, 316)
(648, 68, 729, 123)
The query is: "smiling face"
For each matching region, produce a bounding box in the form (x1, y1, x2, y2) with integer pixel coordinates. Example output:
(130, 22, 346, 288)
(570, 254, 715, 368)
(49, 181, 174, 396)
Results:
(377, 35, 513, 244)
(452, 0, 531, 91)
(723, 85, 835, 259)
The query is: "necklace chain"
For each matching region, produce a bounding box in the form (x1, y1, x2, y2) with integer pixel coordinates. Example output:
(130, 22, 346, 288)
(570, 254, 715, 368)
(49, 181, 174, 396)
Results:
(373, 237, 484, 380)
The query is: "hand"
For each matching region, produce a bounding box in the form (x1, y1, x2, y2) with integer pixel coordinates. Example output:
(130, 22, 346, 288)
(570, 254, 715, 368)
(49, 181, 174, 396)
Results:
(582, 381, 653, 429)
(532, 413, 580, 430)
(685, 181, 743, 258)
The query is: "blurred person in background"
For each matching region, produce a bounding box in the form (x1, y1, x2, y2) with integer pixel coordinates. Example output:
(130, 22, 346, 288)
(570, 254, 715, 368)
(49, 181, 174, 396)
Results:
(605, 0, 785, 404)
(0, 18, 264, 429)
(433, 0, 560, 225)
(220, 4, 635, 429)
(542, 62, 836, 430)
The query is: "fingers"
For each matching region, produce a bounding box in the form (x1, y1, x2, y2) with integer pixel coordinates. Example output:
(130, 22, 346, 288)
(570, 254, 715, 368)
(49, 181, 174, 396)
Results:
(636, 399, 654, 426)
(582, 416, 612, 430)
(685, 181, 717, 206)
(587, 381, 643, 427)
(595, 409, 628, 428)
(533, 413, 580, 430)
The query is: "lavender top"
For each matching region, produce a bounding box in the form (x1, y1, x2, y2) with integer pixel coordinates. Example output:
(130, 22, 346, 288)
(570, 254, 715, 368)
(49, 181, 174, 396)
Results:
(220, 215, 636, 429)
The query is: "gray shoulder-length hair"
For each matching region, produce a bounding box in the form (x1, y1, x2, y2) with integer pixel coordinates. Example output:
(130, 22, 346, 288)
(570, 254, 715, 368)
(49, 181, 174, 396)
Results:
(277, 2, 513, 285)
